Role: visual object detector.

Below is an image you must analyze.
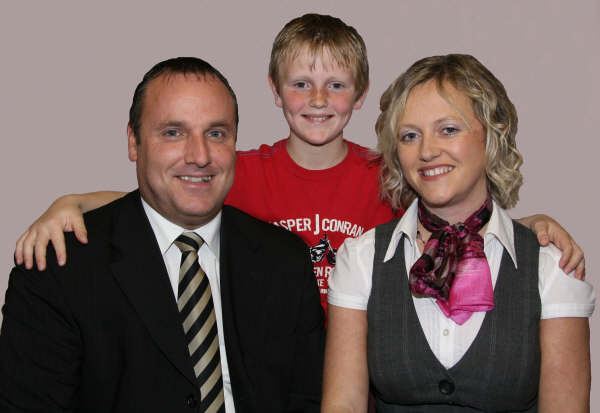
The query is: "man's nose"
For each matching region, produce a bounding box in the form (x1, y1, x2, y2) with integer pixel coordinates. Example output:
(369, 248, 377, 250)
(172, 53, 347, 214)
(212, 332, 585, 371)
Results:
(184, 134, 211, 167)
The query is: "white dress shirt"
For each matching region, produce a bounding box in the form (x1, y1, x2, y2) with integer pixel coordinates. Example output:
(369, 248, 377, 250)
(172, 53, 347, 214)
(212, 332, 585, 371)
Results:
(142, 199, 235, 412)
(328, 199, 595, 369)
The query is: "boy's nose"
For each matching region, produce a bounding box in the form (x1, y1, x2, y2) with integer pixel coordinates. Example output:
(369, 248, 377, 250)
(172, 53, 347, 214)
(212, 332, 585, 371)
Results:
(184, 135, 211, 167)
(309, 88, 328, 108)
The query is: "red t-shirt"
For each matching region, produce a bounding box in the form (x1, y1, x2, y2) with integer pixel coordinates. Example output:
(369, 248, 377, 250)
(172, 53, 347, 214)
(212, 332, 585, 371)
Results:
(225, 139, 400, 316)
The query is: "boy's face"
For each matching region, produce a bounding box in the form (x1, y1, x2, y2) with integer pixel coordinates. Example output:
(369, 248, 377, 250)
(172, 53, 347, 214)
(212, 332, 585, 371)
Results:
(269, 47, 367, 149)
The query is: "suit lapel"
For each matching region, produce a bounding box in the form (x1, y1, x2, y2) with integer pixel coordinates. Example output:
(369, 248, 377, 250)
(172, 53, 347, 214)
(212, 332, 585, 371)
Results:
(109, 191, 197, 387)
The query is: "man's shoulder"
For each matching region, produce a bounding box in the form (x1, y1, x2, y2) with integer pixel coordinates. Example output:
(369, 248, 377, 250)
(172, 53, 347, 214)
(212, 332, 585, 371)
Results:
(82, 191, 139, 227)
(75, 190, 142, 249)
(12, 194, 142, 291)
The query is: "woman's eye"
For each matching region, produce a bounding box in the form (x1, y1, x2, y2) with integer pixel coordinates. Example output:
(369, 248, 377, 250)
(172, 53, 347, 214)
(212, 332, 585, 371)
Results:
(442, 126, 459, 135)
(399, 132, 418, 143)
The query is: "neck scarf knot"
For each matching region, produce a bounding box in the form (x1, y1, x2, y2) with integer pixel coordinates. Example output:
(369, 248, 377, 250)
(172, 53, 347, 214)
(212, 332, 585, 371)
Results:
(409, 197, 494, 325)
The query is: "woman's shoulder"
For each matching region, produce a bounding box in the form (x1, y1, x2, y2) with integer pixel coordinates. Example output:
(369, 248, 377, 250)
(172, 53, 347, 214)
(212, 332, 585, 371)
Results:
(538, 243, 595, 319)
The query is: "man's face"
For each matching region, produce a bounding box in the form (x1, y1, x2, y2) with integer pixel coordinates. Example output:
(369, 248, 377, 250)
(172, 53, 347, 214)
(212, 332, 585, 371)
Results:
(128, 73, 237, 229)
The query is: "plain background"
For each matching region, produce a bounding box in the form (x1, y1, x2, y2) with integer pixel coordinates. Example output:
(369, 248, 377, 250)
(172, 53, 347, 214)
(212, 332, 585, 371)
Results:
(1, 0, 598, 408)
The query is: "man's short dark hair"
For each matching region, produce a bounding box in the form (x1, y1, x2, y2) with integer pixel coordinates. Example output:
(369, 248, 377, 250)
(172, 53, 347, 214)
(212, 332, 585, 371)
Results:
(129, 57, 239, 143)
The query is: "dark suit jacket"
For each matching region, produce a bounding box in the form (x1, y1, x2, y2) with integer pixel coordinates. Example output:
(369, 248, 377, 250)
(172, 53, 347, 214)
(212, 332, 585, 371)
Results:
(0, 191, 325, 412)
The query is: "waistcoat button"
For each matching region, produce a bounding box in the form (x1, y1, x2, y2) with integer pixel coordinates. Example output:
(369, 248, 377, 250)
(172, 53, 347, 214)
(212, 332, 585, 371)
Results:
(439, 379, 455, 395)
(185, 394, 198, 408)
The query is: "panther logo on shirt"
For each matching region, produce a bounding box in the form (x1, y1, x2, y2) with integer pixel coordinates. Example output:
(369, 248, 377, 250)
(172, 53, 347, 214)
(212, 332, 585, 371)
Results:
(310, 233, 337, 266)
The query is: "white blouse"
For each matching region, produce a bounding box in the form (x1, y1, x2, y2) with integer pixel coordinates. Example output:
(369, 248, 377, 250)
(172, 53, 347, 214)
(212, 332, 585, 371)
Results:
(328, 199, 595, 369)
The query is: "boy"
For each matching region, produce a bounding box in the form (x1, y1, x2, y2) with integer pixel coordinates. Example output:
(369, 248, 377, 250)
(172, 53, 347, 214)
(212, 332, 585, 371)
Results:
(15, 14, 585, 317)
(226, 14, 396, 312)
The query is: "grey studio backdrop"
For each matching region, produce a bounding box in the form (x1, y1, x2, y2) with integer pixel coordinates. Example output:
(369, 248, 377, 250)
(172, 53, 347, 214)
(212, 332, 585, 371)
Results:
(1, 0, 598, 408)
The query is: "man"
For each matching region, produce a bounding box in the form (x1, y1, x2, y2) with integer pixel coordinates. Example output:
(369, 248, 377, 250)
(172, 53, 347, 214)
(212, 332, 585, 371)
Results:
(0, 57, 325, 412)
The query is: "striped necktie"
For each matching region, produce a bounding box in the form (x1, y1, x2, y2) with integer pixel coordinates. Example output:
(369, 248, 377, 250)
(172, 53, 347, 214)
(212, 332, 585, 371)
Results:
(174, 232, 225, 412)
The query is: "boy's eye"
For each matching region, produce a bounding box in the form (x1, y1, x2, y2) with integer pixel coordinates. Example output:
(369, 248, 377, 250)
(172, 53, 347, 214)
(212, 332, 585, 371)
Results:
(330, 82, 344, 89)
(294, 81, 309, 89)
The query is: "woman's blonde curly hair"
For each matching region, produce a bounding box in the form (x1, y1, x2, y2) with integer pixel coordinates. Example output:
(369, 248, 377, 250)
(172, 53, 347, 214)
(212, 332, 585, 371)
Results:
(375, 54, 523, 210)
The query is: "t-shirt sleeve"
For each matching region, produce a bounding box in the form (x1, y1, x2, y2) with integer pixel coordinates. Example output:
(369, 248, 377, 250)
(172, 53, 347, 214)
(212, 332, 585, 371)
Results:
(224, 157, 245, 208)
(372, 203, 401, 226)
(539, 244, 595, 319)
(327, 229, 376, 310)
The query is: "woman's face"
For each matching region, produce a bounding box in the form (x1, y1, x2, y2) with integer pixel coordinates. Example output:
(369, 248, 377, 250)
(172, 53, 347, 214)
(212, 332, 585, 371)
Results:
(396, 79, 488, 222)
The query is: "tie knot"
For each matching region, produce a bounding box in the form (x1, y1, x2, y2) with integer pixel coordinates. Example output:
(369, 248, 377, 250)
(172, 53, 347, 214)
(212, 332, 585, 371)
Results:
(174, 232, 204, 253)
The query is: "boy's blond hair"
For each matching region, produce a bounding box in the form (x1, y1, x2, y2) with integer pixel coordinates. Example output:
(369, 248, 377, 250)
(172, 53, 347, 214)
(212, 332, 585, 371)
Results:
(269, 13, 369, 98)
(376, 54, 523, 210)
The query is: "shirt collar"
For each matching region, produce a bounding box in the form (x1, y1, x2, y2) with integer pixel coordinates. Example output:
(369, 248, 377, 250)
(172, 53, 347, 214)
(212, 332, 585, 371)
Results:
(383, 198, 419, 262)
(141, 198, 221, 259)
(383, 198, 517, 268)
(484, 199, 517, 268)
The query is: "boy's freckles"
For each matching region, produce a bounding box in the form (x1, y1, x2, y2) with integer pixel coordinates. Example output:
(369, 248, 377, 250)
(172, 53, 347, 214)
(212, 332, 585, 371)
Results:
(269, 48, 367, 151)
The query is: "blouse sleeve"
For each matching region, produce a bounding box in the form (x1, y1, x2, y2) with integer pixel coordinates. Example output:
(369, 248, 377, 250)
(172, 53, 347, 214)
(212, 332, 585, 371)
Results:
(327, 229, 377, 310)
(539, 244, 595, 319)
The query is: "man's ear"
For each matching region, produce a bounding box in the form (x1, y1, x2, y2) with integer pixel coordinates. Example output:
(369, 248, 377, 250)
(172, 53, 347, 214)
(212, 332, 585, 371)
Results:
(353, 82, 369, 110)
(268, 75, 283, 108)
(127, 125, 138, 162)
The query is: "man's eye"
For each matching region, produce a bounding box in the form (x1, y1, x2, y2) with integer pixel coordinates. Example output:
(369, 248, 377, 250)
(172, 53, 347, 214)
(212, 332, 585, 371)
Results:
(208, 130, 224, 138)
(165, 129, 181, 137)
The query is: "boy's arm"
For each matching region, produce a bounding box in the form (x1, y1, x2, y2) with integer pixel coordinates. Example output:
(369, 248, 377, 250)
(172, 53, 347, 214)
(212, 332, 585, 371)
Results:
(14, 196, 587, 279)
(516, 214, 585, 279)
(15, 191, 124, 270)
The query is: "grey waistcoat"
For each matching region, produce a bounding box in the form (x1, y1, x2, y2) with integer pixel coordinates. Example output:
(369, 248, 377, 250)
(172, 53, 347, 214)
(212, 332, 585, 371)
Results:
(367, 220, 540, 413)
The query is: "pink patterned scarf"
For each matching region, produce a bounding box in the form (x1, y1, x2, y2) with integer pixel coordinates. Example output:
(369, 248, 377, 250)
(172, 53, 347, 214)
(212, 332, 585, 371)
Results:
(409, 197, 494, 325)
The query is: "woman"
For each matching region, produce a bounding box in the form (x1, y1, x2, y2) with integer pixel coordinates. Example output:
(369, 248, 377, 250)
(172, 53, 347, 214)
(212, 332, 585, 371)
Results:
(322, 54, 594, 412)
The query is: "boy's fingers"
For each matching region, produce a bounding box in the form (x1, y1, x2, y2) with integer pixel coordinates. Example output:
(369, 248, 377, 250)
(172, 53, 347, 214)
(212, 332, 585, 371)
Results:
(34, 230, 52, 271)
(520, 215, 585, 278)
(537, 220, 552, 246)
(562, 241, 584, 275)
(529, 217, 550, 246)
(574, 260, 586, 281)
(536, 230, 550, 246)
(50, 231, 67, 267)
(557, 242, 573, 270)
(22, 230, 37, 270)
(73, 217, 88, 244)
(14, 230, 29, 265)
